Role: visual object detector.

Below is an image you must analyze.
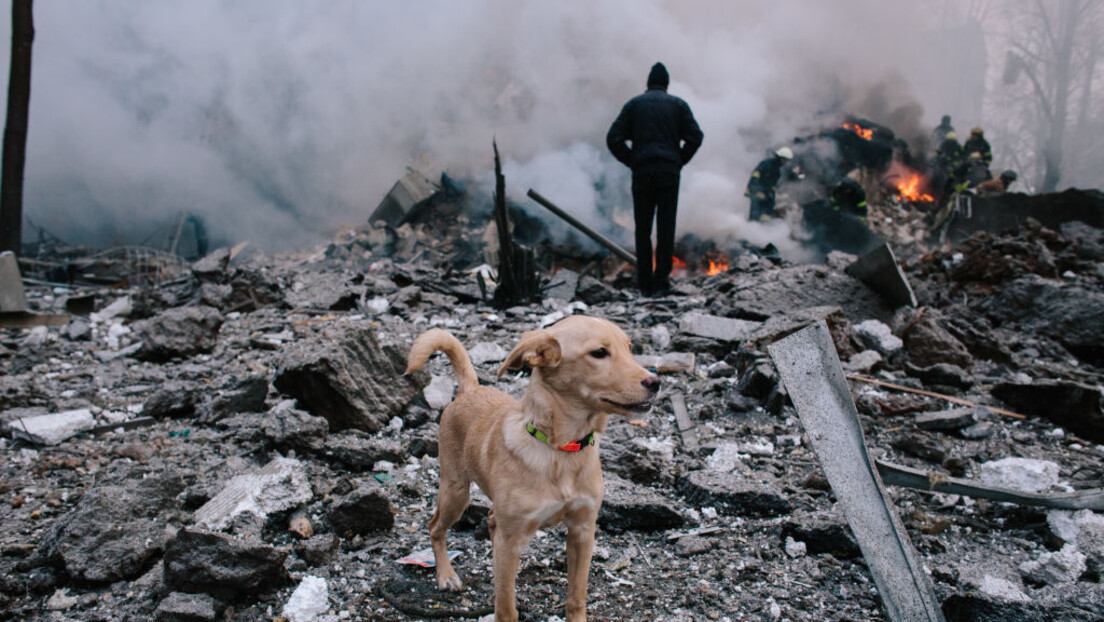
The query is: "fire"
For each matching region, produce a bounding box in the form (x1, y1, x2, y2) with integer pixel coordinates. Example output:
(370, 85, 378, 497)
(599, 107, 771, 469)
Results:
(895, 171, 935, 203)
(843, 122, 873, 141)
(704, 258, 728, 276)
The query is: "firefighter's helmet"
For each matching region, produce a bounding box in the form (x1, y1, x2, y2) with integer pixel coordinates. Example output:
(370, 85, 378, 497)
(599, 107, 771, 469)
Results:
(775, 147, 793, 160)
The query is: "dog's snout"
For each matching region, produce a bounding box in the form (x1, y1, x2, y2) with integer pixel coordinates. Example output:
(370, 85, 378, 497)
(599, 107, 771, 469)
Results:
(641, 375, 660, 394)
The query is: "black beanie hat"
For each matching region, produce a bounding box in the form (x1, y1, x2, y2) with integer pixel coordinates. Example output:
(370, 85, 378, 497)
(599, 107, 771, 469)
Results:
(647, 62, 669, 89)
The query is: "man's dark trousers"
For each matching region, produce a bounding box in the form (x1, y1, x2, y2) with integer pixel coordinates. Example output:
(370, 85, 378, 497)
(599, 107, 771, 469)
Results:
(632, 172, 680, 295)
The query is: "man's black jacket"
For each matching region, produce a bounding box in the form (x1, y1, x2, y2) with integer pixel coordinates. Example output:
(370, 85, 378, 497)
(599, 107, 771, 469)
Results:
(607, 87, 703, 176)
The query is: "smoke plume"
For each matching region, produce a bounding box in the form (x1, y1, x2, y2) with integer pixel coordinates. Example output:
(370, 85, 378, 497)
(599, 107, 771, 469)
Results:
(1, 1, 945, 255)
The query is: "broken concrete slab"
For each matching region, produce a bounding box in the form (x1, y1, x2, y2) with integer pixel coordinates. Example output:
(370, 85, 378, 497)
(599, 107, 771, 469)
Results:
(598, 472, 685, 533)
(37, 475, 186, 584)
(1020, 544, 1087, 586)
(370, 166, 440, 227)
(678, 470, 792, 518)
(326, 482, 396, 536)
(768, 321, 945, 622)
(7, 408, 96, 446)
(845, 243, 918, 308)
(133, 305, 224, 362)
(274, 320, 426, 433)
(0, 251, 29, 312)
(678, 312, 760, 342)
(194, 457, 313, 531)
(163, 528, 290, 600)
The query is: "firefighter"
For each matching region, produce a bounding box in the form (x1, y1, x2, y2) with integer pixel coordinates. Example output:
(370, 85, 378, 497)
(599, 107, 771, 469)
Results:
(933, 131, 965, 196)
(829, 177, 868, 221)
(976, 170, 1017, 197)
(963, 126, 992, 167)
(802, 176, 875, 257)
(607, 61, 704, 297)
(745, 147, 792, 222)
(932, 115, 954, 146)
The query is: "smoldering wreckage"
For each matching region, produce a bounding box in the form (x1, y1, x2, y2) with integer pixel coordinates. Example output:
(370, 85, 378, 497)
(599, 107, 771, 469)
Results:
(1, 127, 1104, 622)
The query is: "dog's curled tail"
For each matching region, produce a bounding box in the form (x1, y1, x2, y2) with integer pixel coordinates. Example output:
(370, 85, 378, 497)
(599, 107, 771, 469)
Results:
(405, 329, 479, 396)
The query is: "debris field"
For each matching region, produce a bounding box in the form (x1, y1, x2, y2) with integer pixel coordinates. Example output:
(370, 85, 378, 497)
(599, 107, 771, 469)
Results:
(1, 190, 1104, 622)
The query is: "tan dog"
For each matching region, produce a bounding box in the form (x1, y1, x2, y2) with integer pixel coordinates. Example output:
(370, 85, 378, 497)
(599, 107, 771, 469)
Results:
(405, 315, 659, 622)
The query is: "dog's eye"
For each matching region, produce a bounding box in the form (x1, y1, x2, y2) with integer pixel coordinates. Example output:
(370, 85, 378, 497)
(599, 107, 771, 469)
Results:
(590, 348, 609, 359)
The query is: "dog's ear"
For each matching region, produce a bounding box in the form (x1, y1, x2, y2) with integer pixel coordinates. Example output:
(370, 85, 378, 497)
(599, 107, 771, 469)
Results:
(497, 329, 563, 377)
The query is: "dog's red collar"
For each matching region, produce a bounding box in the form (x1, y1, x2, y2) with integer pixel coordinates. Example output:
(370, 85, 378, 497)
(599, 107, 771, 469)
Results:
(526, 422, 594, 452)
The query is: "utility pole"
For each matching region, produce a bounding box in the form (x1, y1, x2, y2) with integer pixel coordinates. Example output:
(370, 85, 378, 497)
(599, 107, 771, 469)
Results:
(0, 0, 34, 255)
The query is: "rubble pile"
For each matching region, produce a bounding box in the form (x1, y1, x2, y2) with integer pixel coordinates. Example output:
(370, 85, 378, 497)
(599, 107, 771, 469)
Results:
(1, 210, 1103, 621)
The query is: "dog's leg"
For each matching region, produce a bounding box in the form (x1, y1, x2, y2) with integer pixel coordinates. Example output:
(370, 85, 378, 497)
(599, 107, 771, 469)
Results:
(492, 524, 532, 622)
(564, 506, 599, 622)
(429, 481, 469, 591)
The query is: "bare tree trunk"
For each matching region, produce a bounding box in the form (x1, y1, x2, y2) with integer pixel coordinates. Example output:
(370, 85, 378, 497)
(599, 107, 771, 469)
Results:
(1041, 0, 1078, 192)
(0, 0, 34, 255)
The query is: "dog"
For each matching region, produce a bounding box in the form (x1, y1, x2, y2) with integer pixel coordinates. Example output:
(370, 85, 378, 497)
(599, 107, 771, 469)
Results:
(405, 315, 659, 622)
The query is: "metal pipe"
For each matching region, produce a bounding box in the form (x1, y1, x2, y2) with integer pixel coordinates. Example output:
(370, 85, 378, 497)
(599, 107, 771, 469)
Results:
(526, 189, 636, 266)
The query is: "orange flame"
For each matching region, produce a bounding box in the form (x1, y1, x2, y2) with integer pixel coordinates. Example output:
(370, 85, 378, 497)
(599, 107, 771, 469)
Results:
(843, 122, 873, 141)
(704, 258, 728, 276)
(895, 171, 935, 203)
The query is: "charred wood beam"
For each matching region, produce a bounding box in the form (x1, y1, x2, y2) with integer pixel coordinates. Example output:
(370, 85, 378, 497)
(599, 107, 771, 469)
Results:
(492, 142, 539, 308)
(526, 189, 637, 266)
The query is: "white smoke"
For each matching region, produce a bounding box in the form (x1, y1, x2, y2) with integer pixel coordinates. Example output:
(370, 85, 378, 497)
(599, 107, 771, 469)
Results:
(0, 0, 947, 254)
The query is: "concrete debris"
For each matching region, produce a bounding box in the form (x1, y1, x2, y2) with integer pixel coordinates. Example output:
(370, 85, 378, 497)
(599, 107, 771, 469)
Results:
(282, 575, 330, 622)
(2, 210, 1102, 620)
(155, 592, 219, 622)
(422, 375, 456, 410)
(163, 528, 290, 600)
(973, 574, 1031, 604)
(770, 321, 945, 622)
(194, 457, 313, 531)
(467, 341, 509, 365)
(1019, 544, 1087, 586)
(845, 243, 918, 308)
(7, 408, 96, 446)
(678, 311, 761, 342)
(853, 318, 903, 355)
(979, 457, 1061, 493)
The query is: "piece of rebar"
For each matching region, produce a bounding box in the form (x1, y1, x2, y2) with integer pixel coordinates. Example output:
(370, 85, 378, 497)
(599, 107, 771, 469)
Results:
(526, 189, 637, 266)
(875, 459, 1104, 511)
(769, 321, 945, 622)
(847, 374, 1027, 419)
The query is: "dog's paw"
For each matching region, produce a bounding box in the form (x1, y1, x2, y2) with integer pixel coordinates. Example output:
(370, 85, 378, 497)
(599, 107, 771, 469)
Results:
(437, 573, 464, 592)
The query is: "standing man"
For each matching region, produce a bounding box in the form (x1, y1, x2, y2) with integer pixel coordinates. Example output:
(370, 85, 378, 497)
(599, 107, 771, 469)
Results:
(745, 147, 793, 222)
(607, 62, 703, 297)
